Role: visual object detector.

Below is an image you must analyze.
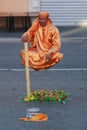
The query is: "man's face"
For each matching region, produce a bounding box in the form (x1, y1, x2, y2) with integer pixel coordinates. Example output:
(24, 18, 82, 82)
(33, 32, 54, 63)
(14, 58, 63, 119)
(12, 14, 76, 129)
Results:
(39, 17, 48, 27)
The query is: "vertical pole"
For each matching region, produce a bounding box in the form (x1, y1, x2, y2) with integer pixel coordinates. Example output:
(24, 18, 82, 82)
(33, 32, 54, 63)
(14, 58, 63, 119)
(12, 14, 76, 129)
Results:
(24, 42, 31, 97)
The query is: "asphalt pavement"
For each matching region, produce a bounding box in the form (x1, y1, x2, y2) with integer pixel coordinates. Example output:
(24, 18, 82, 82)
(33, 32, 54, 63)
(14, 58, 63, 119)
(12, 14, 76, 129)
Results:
(0, 26, 87, 130)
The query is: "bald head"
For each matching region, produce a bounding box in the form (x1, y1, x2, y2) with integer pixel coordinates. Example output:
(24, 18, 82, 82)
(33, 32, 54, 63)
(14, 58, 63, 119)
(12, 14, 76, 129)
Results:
(39, 11, 49, 27)
(39, 12, 49, 18)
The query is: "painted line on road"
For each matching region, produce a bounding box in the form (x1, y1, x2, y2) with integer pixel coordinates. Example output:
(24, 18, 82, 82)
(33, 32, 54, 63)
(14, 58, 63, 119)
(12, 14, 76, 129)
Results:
(61, 27, 87, 37)
(0, 37, 87, 42)
(0, 38, 21, 42)
(0, 68, 87, 71)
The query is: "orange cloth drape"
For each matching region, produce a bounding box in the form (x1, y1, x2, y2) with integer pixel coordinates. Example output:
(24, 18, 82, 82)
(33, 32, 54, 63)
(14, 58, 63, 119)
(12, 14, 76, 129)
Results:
(20, 18, 63, 71)
(19, 113, 48, 122)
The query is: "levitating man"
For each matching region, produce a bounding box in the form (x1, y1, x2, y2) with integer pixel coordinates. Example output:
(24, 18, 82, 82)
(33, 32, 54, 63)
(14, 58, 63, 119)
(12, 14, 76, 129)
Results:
(20, 12, 63, 71)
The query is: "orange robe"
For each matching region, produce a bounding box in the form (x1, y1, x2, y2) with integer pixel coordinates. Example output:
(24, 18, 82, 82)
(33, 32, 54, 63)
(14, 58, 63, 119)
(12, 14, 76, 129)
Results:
(20, 18, 63, 71)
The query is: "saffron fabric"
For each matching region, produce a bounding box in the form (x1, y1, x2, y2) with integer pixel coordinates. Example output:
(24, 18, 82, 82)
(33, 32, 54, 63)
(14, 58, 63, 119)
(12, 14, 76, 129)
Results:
(20, 17, 63, 71)
(19, 113, 48, 122)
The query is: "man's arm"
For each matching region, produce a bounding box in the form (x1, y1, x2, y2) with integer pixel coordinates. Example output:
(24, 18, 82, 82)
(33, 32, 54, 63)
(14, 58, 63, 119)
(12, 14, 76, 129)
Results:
(21, 18, 39, 43)
(49, 27, 61, 53)
(46, 27, 61, 60)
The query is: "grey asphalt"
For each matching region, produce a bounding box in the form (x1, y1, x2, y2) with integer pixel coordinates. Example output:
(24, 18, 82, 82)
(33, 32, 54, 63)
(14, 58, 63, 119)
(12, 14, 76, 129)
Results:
(0, 27, 87, 130)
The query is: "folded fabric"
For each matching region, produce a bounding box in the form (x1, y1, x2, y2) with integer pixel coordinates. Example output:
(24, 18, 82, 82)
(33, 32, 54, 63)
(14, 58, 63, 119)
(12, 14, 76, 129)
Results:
(19, 113, 48, 122)
(20, 14, 63, 71)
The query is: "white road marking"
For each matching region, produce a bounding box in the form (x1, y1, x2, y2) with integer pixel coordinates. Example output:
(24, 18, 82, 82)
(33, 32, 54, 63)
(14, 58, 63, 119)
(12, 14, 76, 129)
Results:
(0, 68, 87, 71)
(0, 37, 87, 42)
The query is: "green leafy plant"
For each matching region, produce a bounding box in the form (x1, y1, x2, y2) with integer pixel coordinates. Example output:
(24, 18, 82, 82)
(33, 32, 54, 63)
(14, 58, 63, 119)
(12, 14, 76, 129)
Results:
(22, 89, 69, 103)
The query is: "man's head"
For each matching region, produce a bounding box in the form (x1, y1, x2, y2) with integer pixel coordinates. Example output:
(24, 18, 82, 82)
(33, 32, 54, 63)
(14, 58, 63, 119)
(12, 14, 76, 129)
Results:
(39, 12, 49, 27)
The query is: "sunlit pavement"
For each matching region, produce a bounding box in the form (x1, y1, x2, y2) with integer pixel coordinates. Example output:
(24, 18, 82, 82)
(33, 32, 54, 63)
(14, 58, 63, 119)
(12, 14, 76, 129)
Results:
(0, 27, 87, 130)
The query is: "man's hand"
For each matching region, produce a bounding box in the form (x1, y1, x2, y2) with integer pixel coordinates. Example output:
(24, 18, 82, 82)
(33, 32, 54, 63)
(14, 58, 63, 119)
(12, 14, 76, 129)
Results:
(21, 36, 28, 42)
(45, 53, 52, 61)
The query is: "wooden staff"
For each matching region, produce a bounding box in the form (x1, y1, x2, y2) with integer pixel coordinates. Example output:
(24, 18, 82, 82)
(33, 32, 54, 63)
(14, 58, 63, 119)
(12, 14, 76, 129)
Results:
(24, 42, 31, 97)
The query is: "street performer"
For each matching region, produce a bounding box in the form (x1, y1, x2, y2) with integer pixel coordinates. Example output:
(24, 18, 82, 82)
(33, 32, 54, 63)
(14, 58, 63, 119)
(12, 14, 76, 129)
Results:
(20, 11, 63, 71)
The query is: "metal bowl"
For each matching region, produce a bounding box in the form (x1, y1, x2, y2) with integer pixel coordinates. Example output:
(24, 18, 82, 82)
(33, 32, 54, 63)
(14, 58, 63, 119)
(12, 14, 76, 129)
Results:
(26, 108, 40, 118)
